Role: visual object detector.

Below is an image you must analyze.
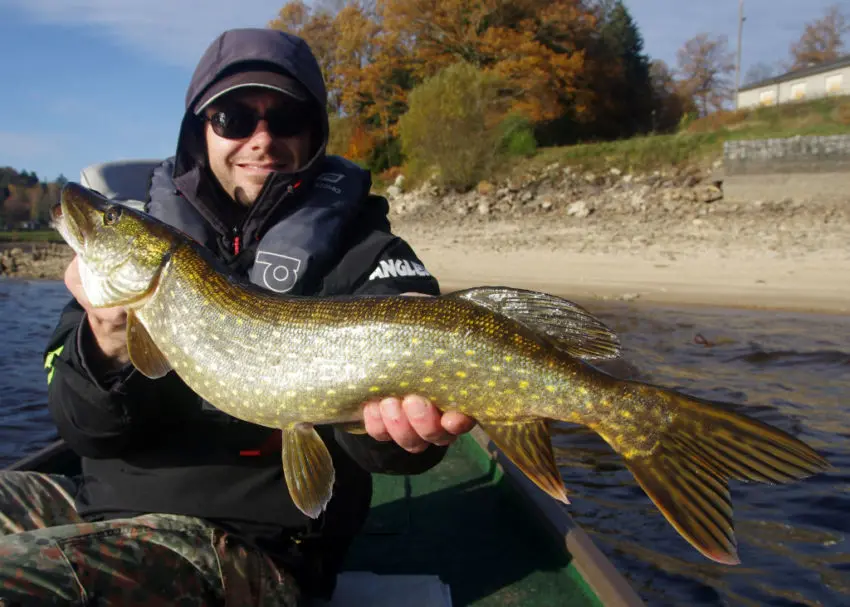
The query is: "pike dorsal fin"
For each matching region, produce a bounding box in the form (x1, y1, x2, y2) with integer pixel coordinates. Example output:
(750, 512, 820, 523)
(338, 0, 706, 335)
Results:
(126, 310, 172, 379)
(448, 287, 621, 362)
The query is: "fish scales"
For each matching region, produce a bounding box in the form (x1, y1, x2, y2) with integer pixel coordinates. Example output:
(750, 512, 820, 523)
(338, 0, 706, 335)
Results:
(141, 244, 591, 428)
(51, 182, 831, 566)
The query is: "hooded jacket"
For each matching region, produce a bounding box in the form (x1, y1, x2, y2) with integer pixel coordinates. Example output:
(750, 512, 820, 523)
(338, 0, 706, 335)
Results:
(43, 28, 443, 598)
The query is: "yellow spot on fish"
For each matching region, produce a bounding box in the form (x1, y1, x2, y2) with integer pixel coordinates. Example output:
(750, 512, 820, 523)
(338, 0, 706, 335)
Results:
(387, 362, 397, 369)
(460, 389, 468, 396)
(423, 377, 433, 383)
(236, 318, 243, 325)
(369, 386, 380, 392)
(546, 385, 556, 392)
(411, 337, 420, 345)
(504, 355, 513, 362)
(327, 389, 336, 396)
(601, 400, 612, 407)
(400, 381, 409, 388)
(465, 350, 475, 356)
(211, 334, 220, 341)
(249, 333, 258, 339)
(578, 387, 589, 396)
(519, 381, 529, 389)
(424, 360, 434, 367)
(488, 380, 496, 387)
(491, 365, 501, 372)
(621, 410, 632, 419)
(456, 371, 467, 378)
(434, 349, 446, 355)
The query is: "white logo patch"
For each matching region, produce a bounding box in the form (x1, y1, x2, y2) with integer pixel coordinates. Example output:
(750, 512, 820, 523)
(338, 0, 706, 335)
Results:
(317, 172, 345, 184)
(255, 251, 302, 293)
(368, 259, 432, 281)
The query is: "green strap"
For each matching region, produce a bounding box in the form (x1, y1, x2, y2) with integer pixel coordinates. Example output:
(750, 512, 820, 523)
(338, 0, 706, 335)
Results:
(44, 345, 65, 386)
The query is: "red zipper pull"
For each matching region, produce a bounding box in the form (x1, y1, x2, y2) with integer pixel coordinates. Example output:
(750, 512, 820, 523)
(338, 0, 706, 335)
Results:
(233, 235, 241, 255)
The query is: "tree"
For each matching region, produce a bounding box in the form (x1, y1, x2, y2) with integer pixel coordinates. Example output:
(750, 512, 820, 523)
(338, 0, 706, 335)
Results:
(588, 0, 654, 137)
(743, 62, 778, 86)
(789, 4, 848, 69)
(676, 33, 736, 116)
(648, 59, 694, 132)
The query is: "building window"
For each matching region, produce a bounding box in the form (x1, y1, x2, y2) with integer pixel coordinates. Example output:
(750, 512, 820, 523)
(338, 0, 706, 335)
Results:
(826, 74, 843, 95)
(790, 82, 806, 100)
(759, 90, 776, 106)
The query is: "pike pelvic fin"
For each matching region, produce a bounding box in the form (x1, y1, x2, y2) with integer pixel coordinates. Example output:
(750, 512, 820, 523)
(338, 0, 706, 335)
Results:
(478, 418, 569, 504)
(281, 423, 336, 519)
(616, 389, 831, 565)
(448, 287, 621, 362)
(126, 310, 172, 379)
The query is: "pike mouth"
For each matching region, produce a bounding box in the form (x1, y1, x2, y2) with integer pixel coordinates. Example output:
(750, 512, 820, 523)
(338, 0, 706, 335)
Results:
(52, 185, 97, 253)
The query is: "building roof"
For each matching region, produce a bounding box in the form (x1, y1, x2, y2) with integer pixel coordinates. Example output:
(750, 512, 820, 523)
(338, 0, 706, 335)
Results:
(739, 54, 850, 92)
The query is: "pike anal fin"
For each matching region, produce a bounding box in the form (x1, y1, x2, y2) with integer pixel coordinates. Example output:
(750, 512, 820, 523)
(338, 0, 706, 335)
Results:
(478, 419, 569, 504)
(126, 310, 172, 379)
(281, 423, 336, 519)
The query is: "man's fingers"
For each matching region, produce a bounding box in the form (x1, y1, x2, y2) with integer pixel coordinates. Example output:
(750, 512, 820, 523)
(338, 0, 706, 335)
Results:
(379, 397, 429, 453)
(402, 395, 454, 446)
(441, 410, 477, 436)
(363, 401, 391, 442)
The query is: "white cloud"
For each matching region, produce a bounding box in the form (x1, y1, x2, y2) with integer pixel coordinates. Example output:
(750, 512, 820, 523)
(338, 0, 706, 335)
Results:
(1, 0, 287, 67)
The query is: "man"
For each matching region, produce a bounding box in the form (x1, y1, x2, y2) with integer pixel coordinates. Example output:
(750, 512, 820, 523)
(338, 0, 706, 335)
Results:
(0, 28, 474, 605)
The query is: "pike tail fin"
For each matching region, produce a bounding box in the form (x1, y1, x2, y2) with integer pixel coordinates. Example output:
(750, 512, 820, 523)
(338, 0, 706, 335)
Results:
(619, 389, 830, 565)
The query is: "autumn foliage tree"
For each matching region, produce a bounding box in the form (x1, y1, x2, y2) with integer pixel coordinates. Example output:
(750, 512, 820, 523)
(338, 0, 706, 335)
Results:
(676, 33, 736, 116)
(789, 4, 849, 69)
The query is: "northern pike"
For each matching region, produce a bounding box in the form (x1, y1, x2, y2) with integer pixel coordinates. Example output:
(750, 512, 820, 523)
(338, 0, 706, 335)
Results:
(51, 182, 830, 565)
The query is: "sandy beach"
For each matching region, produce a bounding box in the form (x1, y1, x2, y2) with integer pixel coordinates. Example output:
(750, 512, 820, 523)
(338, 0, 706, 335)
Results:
(389, 176, 850, 315)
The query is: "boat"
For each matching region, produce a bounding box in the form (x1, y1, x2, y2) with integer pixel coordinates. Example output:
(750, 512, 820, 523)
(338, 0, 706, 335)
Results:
(4, 160, 646, 605)
(7, 428, 644, 607)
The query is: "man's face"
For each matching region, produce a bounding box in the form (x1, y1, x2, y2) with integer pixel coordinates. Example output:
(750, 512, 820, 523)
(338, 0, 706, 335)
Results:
(204, 88, 314, 206)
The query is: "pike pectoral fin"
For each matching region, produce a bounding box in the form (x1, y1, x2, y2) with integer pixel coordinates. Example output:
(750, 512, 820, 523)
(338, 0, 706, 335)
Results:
(478, 419, 569, 504)
(126, 310, 172, 379)
(448, 287, 621, 362)
(333, 421, 368, 434)
(281, 423, 336, 519)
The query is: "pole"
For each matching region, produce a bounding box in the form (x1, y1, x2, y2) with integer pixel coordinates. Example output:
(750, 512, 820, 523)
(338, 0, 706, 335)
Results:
(734, 0, 743, 108)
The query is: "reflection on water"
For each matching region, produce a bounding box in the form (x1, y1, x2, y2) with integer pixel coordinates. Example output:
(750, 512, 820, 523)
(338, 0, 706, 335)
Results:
(553, 301, 850, 606)
(0, 281, 848, 605)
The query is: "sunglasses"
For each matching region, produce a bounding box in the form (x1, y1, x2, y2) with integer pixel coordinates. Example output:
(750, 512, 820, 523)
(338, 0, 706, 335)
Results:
(204, 103, 309, 140)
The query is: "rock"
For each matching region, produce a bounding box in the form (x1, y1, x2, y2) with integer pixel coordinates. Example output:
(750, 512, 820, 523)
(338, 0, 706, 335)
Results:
(476, 181, 494, 196)
(393, 174, 405, 189)
(566, 200, 592, 218)
(386, 185, 402, 200)
(520, 190, 534, 203)
(609, 167, 622, 177)
(477, 202, 491, 216)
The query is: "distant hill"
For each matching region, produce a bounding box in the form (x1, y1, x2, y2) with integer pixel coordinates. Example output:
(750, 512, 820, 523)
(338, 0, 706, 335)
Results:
(0, 168, 67, 229)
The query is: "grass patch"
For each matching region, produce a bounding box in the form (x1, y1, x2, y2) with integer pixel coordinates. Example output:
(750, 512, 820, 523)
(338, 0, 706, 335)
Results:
(512, 96, 850, 176)
(0, 230, 64, 243)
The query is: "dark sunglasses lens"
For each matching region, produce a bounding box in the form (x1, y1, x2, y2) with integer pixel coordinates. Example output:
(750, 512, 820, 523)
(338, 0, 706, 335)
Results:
(265, 109, 306, 138)
(210, 107, 257, 139)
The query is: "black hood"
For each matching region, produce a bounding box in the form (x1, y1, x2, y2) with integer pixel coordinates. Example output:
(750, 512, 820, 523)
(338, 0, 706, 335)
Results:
(171, 28, 330, 235)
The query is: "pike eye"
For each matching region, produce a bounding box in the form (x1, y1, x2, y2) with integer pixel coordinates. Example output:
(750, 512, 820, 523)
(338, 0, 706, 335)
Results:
(103, 206, 122, 226)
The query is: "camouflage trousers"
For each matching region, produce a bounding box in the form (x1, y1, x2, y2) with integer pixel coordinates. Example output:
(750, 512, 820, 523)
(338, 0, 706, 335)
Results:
(0, 471, 301, 606)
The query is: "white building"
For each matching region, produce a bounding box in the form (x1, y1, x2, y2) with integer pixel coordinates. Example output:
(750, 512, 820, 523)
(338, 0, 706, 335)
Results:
(736, 55, 850, 109)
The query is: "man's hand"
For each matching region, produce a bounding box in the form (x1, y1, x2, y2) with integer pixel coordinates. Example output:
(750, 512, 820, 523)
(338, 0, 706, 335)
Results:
(65, 256, 130, 368)
(363, 395, 477, 453)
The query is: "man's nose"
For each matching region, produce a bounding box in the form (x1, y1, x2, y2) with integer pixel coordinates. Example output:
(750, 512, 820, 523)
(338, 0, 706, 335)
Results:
(247, 119, 274, 146)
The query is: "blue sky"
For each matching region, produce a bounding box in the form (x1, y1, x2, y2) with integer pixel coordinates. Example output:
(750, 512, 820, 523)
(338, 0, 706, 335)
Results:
(0, 0, 843, 182)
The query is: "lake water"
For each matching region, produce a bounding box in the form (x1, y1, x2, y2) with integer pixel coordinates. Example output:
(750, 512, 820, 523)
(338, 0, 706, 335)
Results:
(1, 279, 847, 606)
